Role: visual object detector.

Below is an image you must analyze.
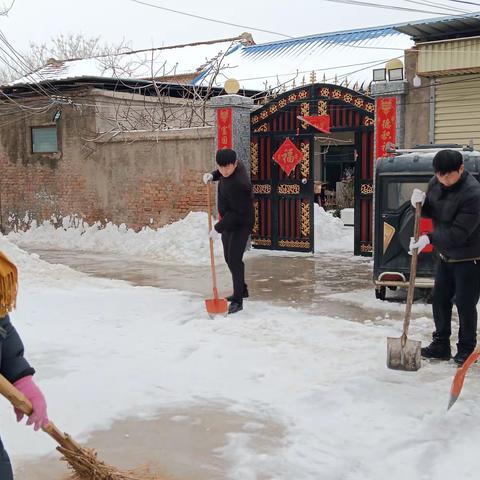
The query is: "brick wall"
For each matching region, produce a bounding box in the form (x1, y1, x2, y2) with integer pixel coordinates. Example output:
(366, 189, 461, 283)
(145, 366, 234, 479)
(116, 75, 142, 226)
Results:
(0, 91, 216, 232)
(93, 128, 216, 229)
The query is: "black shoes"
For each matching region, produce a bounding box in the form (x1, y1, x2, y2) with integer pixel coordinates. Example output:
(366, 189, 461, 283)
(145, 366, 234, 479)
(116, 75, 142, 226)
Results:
(228, 301, 243, 315)
(226, 285, 247, 314)
(421, 339, 475, 366)
(226, 287, 249, 302)
(421, 341, 451, 360)
(453, 350, 474, 366)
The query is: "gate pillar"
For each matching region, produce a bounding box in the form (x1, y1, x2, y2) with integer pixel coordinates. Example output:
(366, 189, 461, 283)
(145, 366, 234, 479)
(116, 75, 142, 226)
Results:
(210, 94, 254, 170)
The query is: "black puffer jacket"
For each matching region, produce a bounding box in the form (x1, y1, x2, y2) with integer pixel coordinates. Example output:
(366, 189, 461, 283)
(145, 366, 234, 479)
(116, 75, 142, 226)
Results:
(0, 315, 35, 383)
(422, 171, 480, 260)
(212, 162, 254, 233)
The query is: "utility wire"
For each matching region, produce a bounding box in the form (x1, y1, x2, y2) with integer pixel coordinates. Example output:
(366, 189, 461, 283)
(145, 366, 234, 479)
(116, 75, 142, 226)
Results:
(443, 0, 480, 6)
(404, 0, 470, 12)
(322, 0, 466, 14)
(0, 30, 65, 97)
(130, 0, 294, 38)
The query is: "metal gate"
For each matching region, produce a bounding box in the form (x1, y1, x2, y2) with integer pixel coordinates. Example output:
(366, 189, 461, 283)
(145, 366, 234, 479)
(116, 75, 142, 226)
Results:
(250, 83, 375, 255)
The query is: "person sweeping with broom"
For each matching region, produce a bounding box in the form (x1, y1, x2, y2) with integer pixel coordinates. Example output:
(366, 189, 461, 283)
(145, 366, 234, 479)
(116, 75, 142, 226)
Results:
(0, 250, 162, 479)
(0, 250, 49, 479)
(409, 149, 480, 366)
(203, 148, 254, 315)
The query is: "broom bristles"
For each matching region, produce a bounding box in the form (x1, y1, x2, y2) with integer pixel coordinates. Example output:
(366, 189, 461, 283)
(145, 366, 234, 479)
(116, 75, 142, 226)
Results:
(57, 445, 164, 480)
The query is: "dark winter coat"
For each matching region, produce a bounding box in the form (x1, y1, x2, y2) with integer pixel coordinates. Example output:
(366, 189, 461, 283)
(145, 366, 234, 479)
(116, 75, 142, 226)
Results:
(0, 315, 34, 383)
(422, 171, 480, 260)
(212, 162, 254, 234)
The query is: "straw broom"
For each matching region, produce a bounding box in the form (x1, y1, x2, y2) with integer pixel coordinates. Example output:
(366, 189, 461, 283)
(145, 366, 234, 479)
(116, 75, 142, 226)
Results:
(0, 374, 164, 480)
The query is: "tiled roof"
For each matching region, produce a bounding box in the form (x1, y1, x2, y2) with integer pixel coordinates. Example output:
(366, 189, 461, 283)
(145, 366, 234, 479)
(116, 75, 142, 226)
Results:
(9, 37, 245, 86)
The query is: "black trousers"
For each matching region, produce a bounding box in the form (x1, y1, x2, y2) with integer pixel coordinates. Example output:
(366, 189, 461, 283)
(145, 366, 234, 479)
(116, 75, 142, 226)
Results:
(432, 259, 480, 352)
(221, 227, 250, 303)
(0, 436, 13, 480)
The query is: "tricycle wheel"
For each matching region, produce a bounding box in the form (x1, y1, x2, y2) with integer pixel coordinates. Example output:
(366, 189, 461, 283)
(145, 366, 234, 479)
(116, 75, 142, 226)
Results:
(375, 286, 386, 301)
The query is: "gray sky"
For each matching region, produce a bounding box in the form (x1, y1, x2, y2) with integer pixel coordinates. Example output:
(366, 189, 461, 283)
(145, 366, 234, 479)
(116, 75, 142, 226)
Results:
(0, 0, 475, 53)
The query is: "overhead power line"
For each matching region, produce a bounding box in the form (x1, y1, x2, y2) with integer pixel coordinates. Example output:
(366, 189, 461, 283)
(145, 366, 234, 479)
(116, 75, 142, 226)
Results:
(130, 0, 294, 38)
(404, 0, 470, 13)
(443, 0, 480, 5)
(321, 0, 465, 14)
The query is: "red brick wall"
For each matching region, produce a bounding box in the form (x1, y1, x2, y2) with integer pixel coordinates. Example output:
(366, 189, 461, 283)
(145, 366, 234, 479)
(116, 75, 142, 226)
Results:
(0, 97, 215, 232)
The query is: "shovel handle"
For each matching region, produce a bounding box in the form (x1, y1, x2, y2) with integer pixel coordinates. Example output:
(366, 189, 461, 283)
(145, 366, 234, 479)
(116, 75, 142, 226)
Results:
(206, 182, 219, 299)
(403, 202, 422, 337)
(0, 373, 82, 452)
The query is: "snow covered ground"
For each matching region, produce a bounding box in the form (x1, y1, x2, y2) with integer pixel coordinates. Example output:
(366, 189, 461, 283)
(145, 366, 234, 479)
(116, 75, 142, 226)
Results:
(2, 213, 480, 480)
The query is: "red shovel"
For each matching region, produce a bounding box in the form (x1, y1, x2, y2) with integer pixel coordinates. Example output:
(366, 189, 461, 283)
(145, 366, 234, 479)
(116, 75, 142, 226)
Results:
(205, 182, 228, 317)
(447, 349, 480, 410)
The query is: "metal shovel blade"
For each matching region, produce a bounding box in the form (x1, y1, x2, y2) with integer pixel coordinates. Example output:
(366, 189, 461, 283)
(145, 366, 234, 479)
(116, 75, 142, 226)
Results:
(387, 336, 422, 371)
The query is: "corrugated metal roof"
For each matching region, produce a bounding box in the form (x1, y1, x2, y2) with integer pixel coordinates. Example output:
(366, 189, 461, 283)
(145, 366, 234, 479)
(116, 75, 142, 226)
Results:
(194, 25, 413, 92)
(393, 13, 480, 42)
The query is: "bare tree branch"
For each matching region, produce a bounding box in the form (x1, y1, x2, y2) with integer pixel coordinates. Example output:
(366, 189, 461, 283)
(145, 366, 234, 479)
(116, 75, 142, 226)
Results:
(0, 0, 16, 16)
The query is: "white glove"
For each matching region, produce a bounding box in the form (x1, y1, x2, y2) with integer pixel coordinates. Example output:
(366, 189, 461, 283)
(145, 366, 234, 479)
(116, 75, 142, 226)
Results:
(209, 228, 220, 240)
(410, 188, 426, 207)
(409, 234, 430, 255)
(203, 173, 213, 184)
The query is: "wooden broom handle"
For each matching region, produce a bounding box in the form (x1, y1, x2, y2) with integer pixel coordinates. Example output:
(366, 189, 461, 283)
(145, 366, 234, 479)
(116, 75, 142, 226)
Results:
(207, 182, 220, 299)
(0, 373, 82, 451)
(402, 202, 422, 341)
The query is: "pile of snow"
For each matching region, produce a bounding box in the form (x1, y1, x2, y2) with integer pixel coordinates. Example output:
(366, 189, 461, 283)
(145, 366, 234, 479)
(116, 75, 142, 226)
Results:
(314, 205, 353, 253)
(7, 212, 223, 266)
(7, 207, 355, 264)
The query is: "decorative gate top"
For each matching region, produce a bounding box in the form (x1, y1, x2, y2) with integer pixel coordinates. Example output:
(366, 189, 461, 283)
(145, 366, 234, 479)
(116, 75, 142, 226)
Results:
(251, 84, 375, 133)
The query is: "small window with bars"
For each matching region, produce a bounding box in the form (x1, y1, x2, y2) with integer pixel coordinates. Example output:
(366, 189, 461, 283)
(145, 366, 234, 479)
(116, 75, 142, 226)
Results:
(31, 126, 58, 153)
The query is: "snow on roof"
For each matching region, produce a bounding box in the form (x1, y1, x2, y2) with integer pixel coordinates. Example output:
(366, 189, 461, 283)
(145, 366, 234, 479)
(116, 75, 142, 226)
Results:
(194, 25, 414, 92)
(11, 37, 245, 86)
(10, 26, 414, 94)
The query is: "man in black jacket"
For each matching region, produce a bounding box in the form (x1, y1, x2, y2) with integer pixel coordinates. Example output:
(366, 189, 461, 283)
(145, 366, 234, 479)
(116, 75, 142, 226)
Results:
(203, 149, 254, 314)
(410, 149, 480, 365)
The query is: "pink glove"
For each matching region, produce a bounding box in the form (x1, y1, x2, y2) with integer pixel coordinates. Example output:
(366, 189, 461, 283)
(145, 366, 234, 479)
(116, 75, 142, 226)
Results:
(13, 375, 49, 431)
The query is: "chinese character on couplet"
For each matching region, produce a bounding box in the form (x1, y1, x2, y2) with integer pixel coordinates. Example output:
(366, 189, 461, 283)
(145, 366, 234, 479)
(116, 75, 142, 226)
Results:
(381, 130, 391, 141)
(219, 109, 230, 123)
(380, 99, 393, 115)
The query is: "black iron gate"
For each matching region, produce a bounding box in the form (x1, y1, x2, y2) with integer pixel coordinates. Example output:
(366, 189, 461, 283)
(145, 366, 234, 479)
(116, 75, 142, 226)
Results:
(250, 83, 375, 255)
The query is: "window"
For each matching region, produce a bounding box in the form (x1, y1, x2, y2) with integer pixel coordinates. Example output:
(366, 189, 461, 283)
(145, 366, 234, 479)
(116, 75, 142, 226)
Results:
(386, 181, 428, 210)
(31, 126, 58, 153)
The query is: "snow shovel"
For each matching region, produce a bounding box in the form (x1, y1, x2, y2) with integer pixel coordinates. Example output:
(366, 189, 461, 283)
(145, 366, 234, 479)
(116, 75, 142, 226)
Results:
(447, 349, 480, 410)
(205, 181, 228, 317)
(387, 202, 422, 371)
(0, 373, 162, 480)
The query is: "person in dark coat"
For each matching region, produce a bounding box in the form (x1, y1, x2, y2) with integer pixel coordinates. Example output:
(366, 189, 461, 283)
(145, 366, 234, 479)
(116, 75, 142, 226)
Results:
(0, 250, 49, 479)
(409, 149, 480, 365)
(203, 149, 254, 314)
